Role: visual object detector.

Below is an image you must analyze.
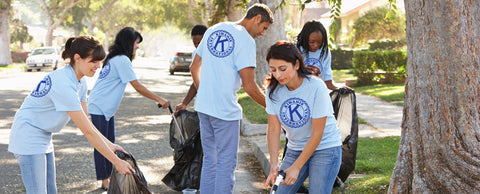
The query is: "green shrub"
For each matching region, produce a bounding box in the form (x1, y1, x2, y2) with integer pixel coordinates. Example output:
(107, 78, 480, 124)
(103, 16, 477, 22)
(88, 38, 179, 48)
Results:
(331, 48, 354, 69)
(368, 39, 407, 51)
(353, 50, 407, 85)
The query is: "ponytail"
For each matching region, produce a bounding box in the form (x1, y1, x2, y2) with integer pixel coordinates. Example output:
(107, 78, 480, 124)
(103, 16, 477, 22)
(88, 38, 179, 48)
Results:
(61, 36, 105, 67)
(62, 37, 75, 60)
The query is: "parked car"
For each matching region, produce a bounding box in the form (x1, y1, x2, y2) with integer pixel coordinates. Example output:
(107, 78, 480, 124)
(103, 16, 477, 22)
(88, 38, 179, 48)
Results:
(169, 48, 193, 75)
(25, 47, 64, 72)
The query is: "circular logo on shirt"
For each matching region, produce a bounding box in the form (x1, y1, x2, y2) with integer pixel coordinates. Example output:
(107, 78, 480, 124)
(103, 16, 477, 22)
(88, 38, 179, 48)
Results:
(207, 30, 234, 58)
(31, 75, 52, 97)
(305, 58, 321, 68)
(279, 97, 310, 128)
(98, 63, 111, 79)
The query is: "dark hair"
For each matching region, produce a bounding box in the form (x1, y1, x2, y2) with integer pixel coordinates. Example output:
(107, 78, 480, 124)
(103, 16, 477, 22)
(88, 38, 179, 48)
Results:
(103, 27, 143, 67)
(296, 20, 328, 60)
(265, 41, 312, 101)
(191, 25, 208, 36)
(62, 35, 105, 67)
(244, 3, 274, 24)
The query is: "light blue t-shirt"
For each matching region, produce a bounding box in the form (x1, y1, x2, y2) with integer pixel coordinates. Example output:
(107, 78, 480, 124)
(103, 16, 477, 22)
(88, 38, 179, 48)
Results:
(194, 22, 256, 121)
(300, 46, 333, 82)
(8, 65, 87, 155)
(88, 55, 137, 121)
(266, 76, 341, 151)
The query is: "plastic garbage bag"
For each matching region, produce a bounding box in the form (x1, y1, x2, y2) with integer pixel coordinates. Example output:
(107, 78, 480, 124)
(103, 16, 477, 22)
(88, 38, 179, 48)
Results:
(330, 88, 359, 184)
(162, 109, 202, 191)
(108, 151, 151, 194)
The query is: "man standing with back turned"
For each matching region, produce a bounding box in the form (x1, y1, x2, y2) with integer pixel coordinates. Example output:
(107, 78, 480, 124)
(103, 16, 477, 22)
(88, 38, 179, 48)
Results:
(189, 3, 273, 194)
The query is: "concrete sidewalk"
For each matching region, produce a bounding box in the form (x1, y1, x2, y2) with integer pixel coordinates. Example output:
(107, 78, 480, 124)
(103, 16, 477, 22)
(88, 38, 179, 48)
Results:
(239, 93, 403, 182)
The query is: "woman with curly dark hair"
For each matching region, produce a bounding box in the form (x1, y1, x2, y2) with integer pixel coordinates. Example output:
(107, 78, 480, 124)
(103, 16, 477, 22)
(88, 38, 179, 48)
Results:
(296, 20, 339, 90)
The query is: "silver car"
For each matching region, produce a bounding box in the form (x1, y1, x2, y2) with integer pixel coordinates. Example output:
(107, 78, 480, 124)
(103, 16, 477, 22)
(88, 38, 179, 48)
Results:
(26, 47, 64, 72)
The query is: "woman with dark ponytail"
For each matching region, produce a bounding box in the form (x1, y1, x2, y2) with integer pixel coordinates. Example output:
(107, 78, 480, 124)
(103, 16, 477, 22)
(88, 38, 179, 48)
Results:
(264, 41, 342, 194)
(87, 27, 169, 190)
(8, 36, 135, 194)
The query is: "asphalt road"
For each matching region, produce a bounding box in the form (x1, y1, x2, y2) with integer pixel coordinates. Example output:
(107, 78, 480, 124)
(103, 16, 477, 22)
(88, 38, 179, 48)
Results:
(0, 57, 255, 193)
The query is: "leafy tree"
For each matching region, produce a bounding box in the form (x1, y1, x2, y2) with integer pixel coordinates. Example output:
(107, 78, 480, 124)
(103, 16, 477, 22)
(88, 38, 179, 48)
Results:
(10, 18, 33, 51)
(352, 6, 405, 47)
(0, 0, 11, 65)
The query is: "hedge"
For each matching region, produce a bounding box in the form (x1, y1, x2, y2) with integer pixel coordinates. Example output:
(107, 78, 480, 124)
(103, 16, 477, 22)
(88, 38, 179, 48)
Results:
(352, 50, 407, 85)
(368, 39, 407, 51)
(331, 48, 354, 69)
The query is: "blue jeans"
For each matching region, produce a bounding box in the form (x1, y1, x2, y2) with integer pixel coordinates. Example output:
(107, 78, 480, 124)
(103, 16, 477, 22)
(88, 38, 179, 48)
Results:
(90, 114, 115, 180)
(273, 146, 342, 194)
(198, 112, 240, 194)
(15, 152, 57, 194)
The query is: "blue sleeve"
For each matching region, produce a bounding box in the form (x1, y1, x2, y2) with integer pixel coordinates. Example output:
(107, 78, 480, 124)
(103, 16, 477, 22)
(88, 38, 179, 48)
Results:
(196, 30, 209, 58)
(320, 49, 333, 81)
(78, 78, 87, 102)
(234, 38, 256, 71)
(116, 56, 137, 84)
(51, 79, 82, 112)
(265, 87, 277, 115)
(311, 80, 333, 118)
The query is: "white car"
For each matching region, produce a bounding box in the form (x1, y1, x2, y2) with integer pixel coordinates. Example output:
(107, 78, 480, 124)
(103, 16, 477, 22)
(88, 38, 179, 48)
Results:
(26, 47, 64, 72)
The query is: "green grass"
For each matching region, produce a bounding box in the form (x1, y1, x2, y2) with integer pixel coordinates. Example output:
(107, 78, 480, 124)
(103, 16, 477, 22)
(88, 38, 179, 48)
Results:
(332, 69, 356, 83)
(334, 136, 400, 193)
(353, 83, 405, 106)
(332, 69, 405, 106)
(0, 64, 24, 71)
(0, 64, 26, 72)
(237, 88, 267, 124)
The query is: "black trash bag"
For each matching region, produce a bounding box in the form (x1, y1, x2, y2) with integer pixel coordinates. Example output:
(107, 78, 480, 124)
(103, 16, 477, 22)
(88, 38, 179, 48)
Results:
(108, 151, 151, 194)
(330, 88, 359, 185)
(162, 109, 202, 191)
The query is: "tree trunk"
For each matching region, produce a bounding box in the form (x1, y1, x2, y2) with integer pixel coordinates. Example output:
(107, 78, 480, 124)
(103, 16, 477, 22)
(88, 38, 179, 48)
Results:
(87, 0, 118, 34)
(389, 0, 480, 193)
(187, 0, 199, 25)
(226, 0, 242, 22)
(248, 0, 285, 86)
(0, 1, 11, 65)
(40, 0, 81, 46)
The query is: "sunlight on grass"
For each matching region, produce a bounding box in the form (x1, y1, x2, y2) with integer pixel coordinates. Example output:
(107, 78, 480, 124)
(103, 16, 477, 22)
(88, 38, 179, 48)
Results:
(0, 64, 26, 72)
(237, 89, 267, 124)
(353, 83, 405, 104)
(332, 69, 356, 83)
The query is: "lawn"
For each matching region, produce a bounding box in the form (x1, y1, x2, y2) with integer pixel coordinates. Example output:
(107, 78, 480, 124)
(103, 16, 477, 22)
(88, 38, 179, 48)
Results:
(332, 136, 400, 193)
(353, 83, 405, 106)
(0, 64, 25, 71)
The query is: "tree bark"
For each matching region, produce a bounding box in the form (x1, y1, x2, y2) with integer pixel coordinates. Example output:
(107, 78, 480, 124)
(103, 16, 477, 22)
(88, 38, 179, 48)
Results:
(226, 0, 243, 22)
(389, 0, 480, 193)
(40, 0, 81, 46)
(0, 0, 11, 65)
(248, 0, 285, 86)
(87, 0, 118, 34)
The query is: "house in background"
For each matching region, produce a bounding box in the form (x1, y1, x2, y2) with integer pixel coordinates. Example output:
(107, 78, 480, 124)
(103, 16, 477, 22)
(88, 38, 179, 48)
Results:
(290, 0, 405, 47)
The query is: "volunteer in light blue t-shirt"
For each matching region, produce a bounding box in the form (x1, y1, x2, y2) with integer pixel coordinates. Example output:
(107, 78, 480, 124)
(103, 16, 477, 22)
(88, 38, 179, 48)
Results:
(189, 4, 273, 193)
(8, 36, 134, 194)
(297, 20, 339, 90)
(264, 41, 342, 194)
(175, 24, 208, 114)
(87, 27, 169, 190)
